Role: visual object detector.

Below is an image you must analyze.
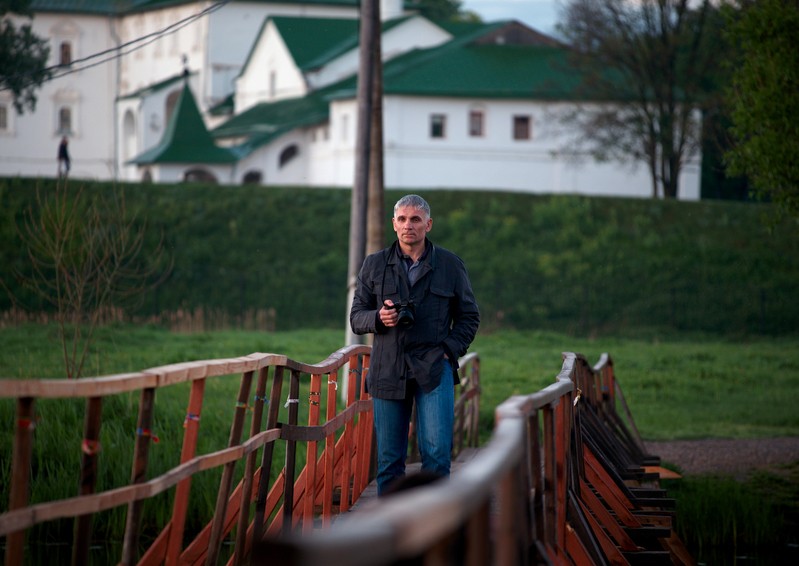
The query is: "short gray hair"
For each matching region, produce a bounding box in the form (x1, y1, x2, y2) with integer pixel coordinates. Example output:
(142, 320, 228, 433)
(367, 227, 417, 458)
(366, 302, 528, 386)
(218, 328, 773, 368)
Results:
(394, 194, 431, 218)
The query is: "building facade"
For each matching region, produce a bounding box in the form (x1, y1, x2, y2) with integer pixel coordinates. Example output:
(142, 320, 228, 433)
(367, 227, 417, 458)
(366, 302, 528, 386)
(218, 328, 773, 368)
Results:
(0, 0, 701, 199)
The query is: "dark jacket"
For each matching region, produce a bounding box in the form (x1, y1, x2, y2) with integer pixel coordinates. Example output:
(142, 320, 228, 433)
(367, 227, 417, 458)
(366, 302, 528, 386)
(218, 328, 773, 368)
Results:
(350, 239, 480, 399)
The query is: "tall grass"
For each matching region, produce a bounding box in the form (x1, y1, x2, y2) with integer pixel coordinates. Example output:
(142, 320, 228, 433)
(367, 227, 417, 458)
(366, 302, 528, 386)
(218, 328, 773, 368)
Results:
(1, 324, 798, 551)
(666, 463, 799, 561)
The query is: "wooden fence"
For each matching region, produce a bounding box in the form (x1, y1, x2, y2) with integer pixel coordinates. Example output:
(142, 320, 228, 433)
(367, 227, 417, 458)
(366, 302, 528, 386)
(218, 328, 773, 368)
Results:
(253, 352, 694, 566)
(2, 346, 690, 565)
(1, 347, 481, 565)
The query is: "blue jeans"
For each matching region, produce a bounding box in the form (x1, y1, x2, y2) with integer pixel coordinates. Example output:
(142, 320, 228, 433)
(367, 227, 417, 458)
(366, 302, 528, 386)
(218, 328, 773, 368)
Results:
(372, 360, 455, 496)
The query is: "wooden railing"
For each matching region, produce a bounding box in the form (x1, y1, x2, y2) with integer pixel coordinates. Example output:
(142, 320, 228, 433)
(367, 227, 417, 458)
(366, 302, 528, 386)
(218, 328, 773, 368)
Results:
(255, 352, 694, 566)
(0, 347, 482, 566)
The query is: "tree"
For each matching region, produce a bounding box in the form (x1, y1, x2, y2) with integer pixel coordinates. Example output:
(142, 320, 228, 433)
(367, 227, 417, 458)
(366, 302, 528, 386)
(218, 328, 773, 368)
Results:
(11, 183, 171, 378)
(724, 0, 799, 221)
(415, 0, 462, 21)
(0, 0, 51, 113)
(557, 0, 722, 198)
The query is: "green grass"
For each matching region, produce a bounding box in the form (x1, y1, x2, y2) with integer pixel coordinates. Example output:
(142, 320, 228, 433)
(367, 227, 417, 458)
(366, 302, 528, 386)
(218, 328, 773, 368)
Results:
(665, 462, 799, 559)
(1, 324, 798, 552)
(3, 324, 798, 438)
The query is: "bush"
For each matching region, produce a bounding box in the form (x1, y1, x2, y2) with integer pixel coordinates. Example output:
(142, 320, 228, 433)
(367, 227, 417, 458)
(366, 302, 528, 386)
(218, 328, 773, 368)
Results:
(2, 178, 797, 336)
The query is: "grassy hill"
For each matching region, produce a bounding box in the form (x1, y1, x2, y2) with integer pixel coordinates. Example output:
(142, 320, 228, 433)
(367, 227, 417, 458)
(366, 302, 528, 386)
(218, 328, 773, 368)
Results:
(1, 177, 797, 337)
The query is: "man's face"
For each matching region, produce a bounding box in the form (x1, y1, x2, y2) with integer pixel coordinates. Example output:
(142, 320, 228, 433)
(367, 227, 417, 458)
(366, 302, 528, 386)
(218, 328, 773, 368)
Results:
(392, 205, 432, 247)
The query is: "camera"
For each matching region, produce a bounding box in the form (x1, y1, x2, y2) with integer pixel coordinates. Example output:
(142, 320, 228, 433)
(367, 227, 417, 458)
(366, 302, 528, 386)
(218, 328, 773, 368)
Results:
(387, 301, 415, 329)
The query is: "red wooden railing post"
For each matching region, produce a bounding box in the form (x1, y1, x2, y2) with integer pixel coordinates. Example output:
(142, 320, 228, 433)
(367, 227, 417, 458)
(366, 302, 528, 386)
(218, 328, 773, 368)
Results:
(5, 397, 35, 566)
(72, 395, 103, 566)
(205, 369, 254, 565)
(121, 387, 156, 565)
(233, 365, 270, 565)
(165, 377, 206, 565)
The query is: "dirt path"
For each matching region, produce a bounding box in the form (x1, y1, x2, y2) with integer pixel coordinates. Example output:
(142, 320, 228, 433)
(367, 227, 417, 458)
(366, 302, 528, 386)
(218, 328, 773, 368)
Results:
(644, 437, 799, 478)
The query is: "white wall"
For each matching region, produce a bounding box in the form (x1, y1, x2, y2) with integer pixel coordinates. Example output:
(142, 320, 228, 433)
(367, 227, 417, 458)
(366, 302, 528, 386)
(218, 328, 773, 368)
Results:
(380, 96, 701, 199)
(235, 20, 308, 114)
(207, 1, 360, 103)
(307, 98, 358, 186)
(0, 13, 117, 180)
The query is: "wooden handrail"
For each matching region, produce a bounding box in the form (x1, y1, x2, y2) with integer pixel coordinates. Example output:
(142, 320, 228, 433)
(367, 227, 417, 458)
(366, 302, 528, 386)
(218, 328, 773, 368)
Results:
(255, 351, 694, 566)
(2, 346, 375, 565)
(1, 346, 482, 566)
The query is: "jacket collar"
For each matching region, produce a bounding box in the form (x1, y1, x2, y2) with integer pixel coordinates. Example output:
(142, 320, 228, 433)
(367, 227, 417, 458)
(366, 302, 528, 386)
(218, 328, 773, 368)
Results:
(388, 238, 436, 267)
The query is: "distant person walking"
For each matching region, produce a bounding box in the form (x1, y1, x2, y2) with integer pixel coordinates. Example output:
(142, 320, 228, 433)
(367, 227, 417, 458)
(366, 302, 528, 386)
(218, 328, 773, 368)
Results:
(57, 136, 70, 177)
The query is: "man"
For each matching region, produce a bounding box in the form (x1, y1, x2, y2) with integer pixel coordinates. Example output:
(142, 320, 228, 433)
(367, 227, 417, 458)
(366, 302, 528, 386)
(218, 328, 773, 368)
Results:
(57, 136, 70, 177)
(350, 194, 480, 495)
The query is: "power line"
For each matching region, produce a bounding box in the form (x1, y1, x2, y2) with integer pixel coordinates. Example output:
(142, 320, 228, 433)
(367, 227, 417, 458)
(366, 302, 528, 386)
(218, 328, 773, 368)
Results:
(1, 0, 229, 92)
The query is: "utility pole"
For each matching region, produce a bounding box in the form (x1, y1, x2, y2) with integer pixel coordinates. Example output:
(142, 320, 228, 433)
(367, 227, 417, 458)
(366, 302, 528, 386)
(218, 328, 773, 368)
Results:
(345, 0, 379, 347)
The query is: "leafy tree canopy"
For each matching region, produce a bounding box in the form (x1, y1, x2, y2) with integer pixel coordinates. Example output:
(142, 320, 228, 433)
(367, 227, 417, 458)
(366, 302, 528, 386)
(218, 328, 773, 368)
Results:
(1, 0, 50, 114)
(724, 0, 799, 221)
(413, 0, 464, 22)
(557, 0, 724, 199)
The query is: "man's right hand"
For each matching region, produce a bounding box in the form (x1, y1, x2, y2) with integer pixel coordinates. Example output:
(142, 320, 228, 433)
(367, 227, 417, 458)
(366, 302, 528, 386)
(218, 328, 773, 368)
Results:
(379, 300, 399, 327)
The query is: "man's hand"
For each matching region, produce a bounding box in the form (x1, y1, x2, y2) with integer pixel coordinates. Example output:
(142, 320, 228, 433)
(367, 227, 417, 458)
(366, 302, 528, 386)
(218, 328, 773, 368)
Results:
(379, 300, 399, 327)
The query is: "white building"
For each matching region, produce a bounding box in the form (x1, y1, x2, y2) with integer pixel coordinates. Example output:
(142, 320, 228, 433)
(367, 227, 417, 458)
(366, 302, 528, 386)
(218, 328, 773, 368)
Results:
(0, 0, 701, 199)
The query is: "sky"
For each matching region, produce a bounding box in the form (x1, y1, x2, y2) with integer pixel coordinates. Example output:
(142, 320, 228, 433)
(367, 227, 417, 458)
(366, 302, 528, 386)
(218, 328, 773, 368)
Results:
(461, 0, 561, 36)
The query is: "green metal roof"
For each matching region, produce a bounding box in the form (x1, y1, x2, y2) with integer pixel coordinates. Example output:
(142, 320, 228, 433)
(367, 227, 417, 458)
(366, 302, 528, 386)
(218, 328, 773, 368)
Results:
(381, 43, 584, 100)
(211, 90, 331, 157)
(117, 70, 196, 100)
(130, 81, 236, 164)
(239, 15, 414, 78)
(211, 20, 600, 159)
(273, 16, 360, 71)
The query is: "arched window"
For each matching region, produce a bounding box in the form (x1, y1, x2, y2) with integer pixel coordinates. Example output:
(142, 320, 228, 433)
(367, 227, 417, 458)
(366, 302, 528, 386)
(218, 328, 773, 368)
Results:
(278, 144, 299, 168)
(183, 168, 217, 183)
(165, 89, 181, 128)
(58, 106, 72, 134)
(59, 41, 72, 66)
(242, 170, 262, 184)
(122, 109, 136, 162)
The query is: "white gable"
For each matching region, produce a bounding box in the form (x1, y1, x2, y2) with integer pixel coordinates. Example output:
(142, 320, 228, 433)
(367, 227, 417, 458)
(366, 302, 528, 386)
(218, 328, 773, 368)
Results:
(306, 16, 453, 91)
(235, 20, 308, 114)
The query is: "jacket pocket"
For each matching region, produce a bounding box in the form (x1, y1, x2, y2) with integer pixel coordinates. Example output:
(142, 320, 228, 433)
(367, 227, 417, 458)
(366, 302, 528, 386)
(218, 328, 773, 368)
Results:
(429, 285, 455, 331)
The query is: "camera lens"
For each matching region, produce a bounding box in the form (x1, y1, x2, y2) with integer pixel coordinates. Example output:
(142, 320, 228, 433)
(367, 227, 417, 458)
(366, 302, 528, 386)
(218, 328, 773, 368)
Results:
(396, 305, 414, 328)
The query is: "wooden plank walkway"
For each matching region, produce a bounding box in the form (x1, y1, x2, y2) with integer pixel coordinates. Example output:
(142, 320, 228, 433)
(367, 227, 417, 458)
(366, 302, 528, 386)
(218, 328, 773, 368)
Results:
(344, 448, 482, 516)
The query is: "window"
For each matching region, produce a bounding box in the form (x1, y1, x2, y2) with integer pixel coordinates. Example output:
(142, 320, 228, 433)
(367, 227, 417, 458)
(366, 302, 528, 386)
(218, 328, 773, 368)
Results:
(269, 71, 277, 98)
(58, 106, 72, 134)
(513, 115, 532, 140)
(0, 105, 7, 131)
(469, 110, 484, 137)
(183, 168, 217, 183)
(242, 170, 262, 184)
(165, 89, 181, 128)
(430, 114, 446, 138)
(279, 144, 299, 168)
(59, 41, 72, 66)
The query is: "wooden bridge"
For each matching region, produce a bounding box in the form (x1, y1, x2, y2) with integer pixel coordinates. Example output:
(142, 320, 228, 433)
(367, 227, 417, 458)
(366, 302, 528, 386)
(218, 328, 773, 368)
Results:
(1, 347, 693, 565)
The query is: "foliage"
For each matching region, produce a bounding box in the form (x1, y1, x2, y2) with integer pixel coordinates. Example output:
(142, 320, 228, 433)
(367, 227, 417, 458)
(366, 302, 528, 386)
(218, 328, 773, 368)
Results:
(1, 180, 798, 337)
(0, 0, 50, 113)
(6, 181, 171, 377)
(413, 0, 463, 22)
(556, 0, 725, 199)
(724, 0, 799, 222)
(666, 465, 799, 558)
